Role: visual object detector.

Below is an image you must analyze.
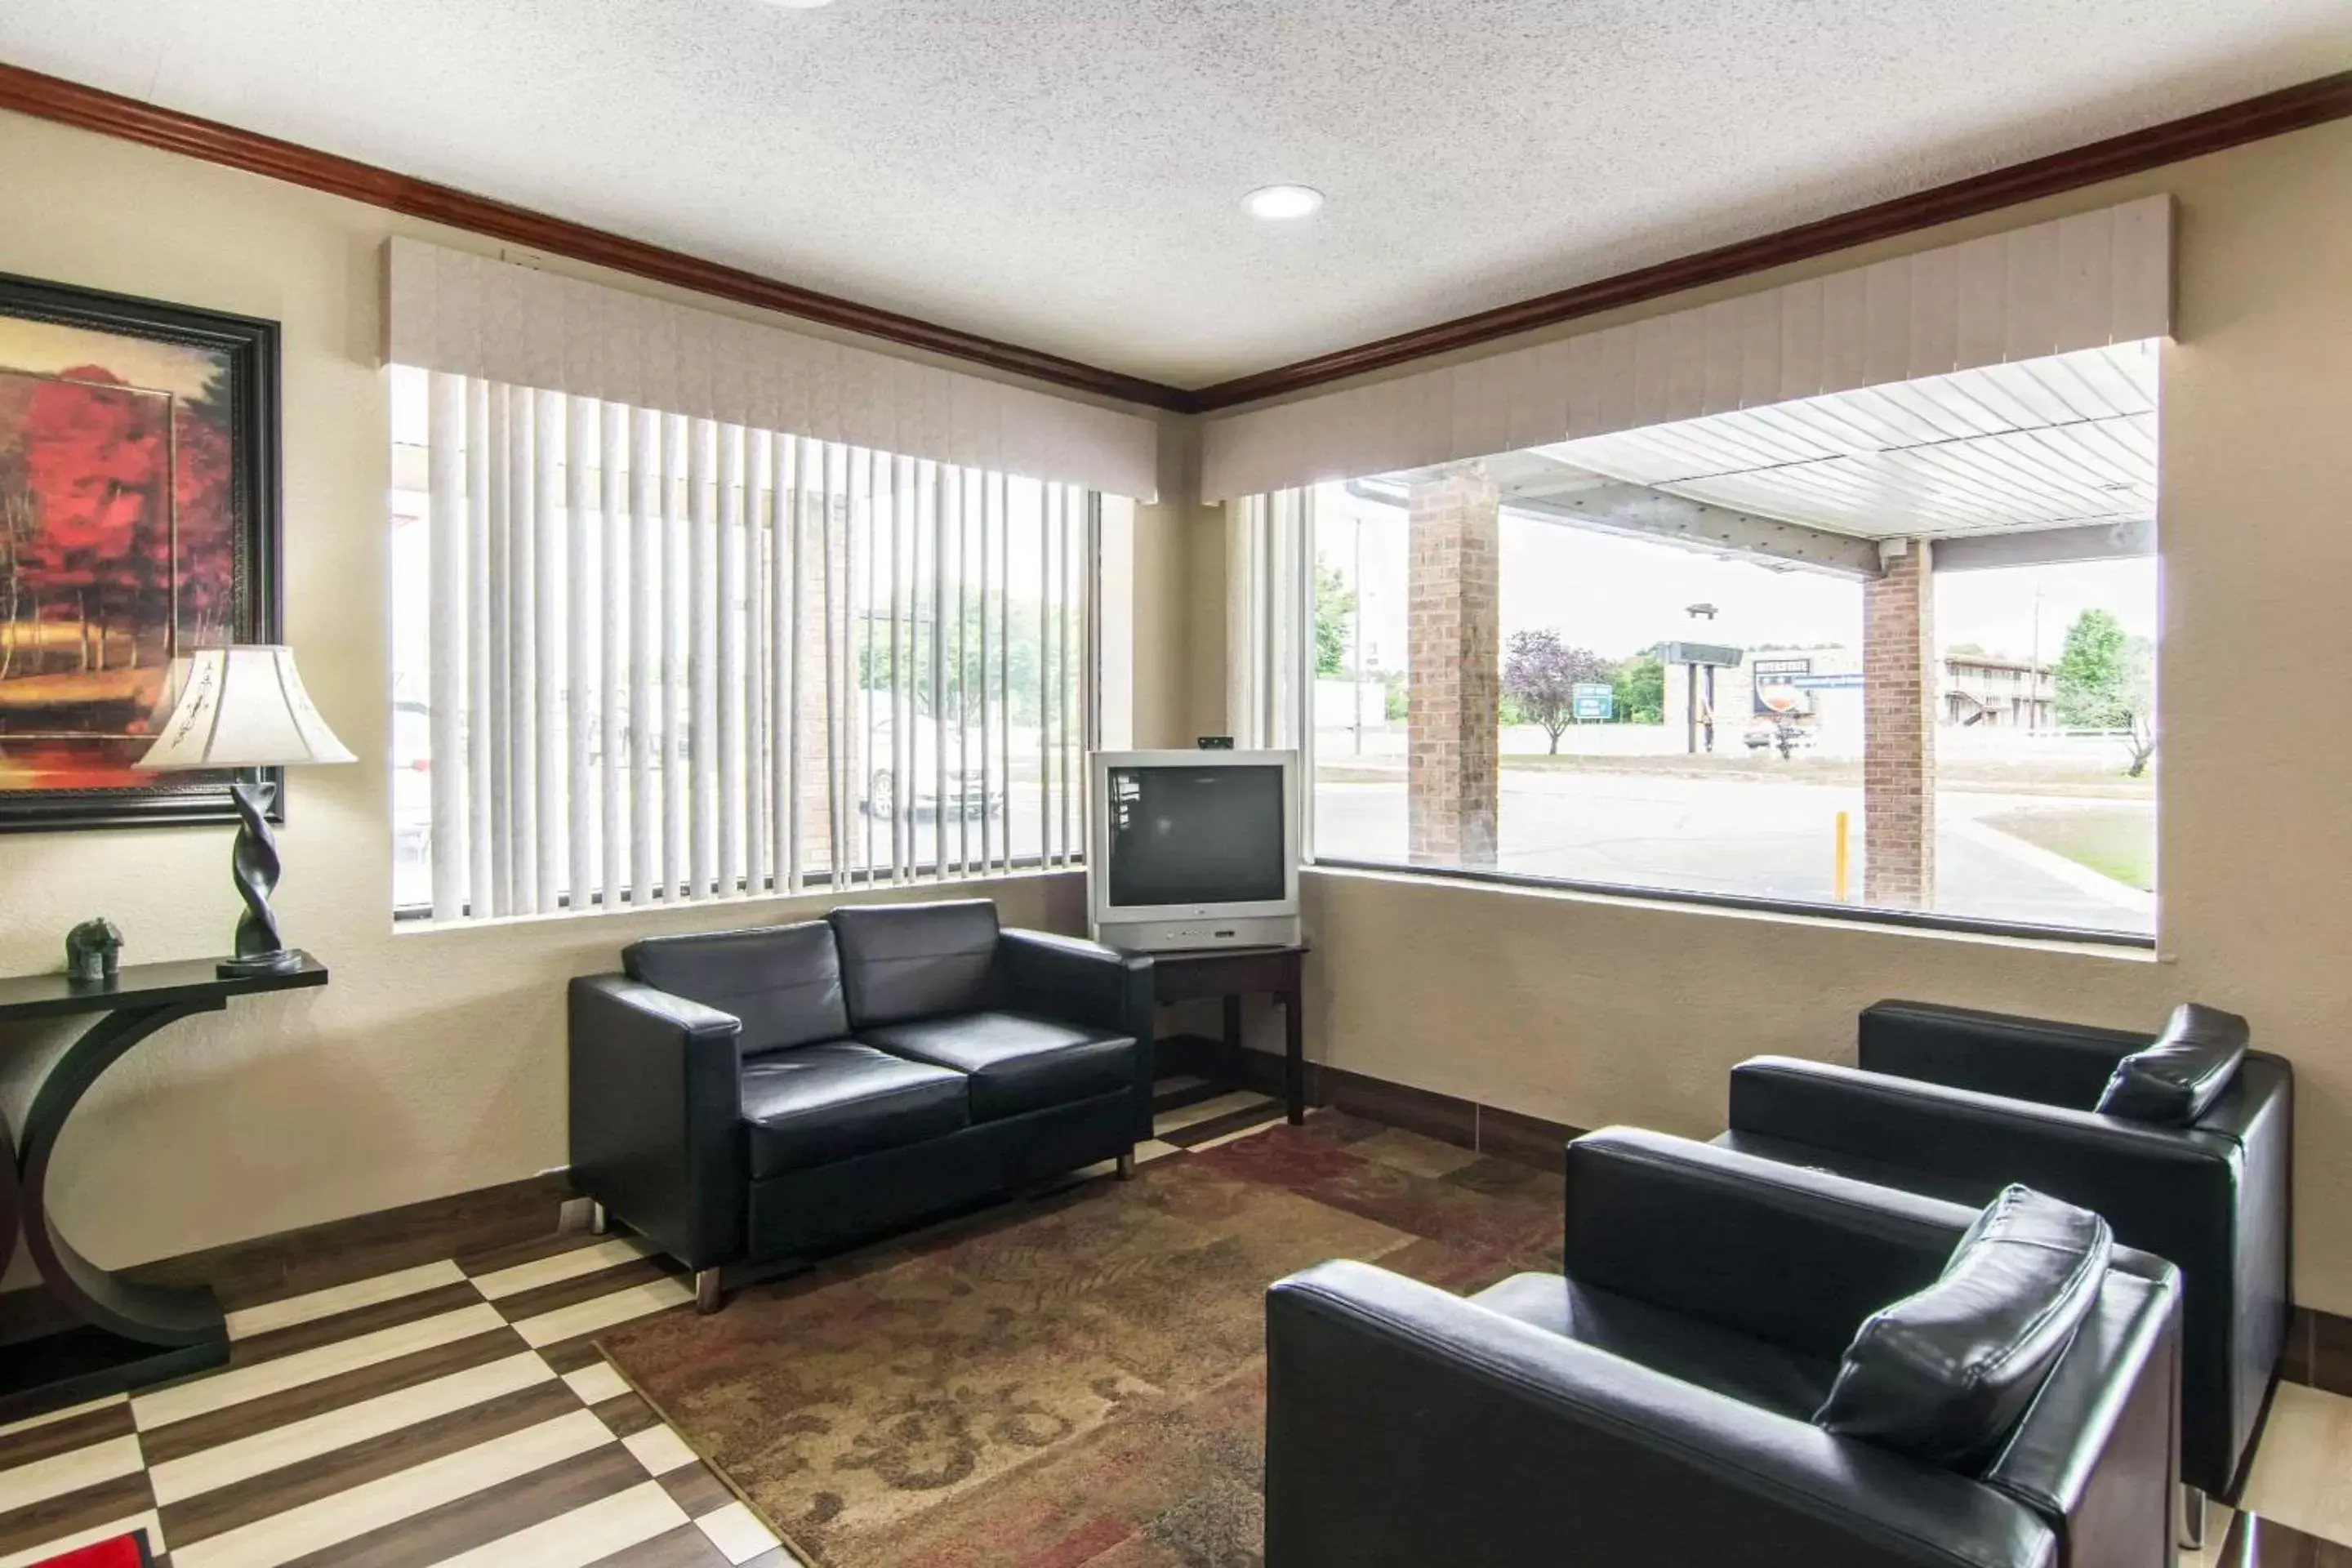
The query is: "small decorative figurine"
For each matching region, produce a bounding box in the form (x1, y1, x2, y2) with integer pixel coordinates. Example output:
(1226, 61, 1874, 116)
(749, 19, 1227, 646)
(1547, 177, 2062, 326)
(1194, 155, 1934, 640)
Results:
(65, 919, 124, 984)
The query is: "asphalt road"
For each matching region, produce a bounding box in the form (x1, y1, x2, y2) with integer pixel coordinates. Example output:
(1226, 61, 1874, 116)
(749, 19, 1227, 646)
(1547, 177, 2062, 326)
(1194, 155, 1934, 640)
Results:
(1310, 771, 2153, 933)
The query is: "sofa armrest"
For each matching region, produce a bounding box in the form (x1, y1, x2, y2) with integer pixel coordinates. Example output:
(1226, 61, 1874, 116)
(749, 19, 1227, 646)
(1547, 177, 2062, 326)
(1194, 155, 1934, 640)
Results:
(999, 929, 1156, 1140)
(1564, 1127, 1980, 1361)
(1860, 1000, 2148, 1110)
(1266, 1261, 2057, 1568)
(998, 929, 1154, 1036)
(1980, 1263, 2180, 1566)
(2191, 1053, 2295, 1488)
(568, 974, 746, 1271)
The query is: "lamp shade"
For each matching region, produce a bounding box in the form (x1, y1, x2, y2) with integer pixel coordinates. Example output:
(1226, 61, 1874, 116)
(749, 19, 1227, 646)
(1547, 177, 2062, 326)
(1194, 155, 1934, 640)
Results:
(135, 646, 356, 771)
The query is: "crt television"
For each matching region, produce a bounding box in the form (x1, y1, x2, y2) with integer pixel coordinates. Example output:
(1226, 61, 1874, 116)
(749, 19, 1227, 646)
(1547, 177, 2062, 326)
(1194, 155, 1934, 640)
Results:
(1088, 750, 1301, 952)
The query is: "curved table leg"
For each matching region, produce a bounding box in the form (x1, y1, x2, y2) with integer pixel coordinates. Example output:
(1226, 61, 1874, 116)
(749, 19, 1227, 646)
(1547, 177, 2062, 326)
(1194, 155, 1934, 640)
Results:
(1, 998, 232, 1414)
(0, 1106, 16, 1285)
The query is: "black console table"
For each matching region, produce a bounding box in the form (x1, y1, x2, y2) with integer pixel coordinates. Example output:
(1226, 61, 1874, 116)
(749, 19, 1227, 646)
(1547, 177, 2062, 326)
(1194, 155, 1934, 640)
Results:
(1148, 945, 1309, 1125)
(0, 953, 327, 1418)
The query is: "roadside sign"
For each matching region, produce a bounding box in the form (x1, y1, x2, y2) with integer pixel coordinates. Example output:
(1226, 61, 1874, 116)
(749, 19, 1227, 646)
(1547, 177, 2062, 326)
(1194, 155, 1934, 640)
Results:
(1656, 640, 1744, 668)
(1571, 683, 1614, 722)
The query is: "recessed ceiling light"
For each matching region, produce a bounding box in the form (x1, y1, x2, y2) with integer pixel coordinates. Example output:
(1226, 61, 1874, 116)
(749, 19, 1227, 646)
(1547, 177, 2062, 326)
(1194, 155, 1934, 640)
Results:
(1244, 185, 1324, 220)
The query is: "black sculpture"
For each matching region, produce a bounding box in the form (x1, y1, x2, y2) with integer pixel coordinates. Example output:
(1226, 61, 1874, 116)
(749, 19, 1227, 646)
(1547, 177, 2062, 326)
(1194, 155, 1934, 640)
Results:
(64, 919, 123, 985)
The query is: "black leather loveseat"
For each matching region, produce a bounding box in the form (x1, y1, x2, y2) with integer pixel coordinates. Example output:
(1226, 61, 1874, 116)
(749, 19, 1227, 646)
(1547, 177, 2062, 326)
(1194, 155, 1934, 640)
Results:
(569, 899, 1153, 1309)
(1717, 1000, 2288, 1517)
(1266, 1128, 2181, 1568)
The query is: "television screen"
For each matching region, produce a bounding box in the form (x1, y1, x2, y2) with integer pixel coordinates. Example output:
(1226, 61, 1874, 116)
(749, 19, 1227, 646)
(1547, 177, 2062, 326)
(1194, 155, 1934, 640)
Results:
(1105, 764, 1286, 906)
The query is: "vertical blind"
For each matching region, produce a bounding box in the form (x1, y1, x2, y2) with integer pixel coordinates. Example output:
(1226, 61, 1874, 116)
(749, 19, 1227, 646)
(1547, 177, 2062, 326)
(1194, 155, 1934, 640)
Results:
(405, 368, 1094, 922)
(1226, 488, 1312, 752)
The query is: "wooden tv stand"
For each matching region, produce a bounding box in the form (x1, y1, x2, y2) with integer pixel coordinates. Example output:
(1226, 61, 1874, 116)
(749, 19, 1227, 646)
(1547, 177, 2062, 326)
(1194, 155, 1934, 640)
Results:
(1143, 943, 1309, 1125)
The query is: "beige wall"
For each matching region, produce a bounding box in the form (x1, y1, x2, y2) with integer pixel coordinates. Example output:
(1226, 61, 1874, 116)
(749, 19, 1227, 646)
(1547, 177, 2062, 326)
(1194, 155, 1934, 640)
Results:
(0, 109, 1133, 1279)
(1226, 118, 2352, 1312)
(1126, 419, 1196, 749)
(7, 100, 2350, 1320)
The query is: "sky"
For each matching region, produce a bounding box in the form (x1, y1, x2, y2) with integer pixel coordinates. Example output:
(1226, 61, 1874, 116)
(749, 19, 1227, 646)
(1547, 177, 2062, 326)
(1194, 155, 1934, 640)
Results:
(1317, 483, 2158, 673)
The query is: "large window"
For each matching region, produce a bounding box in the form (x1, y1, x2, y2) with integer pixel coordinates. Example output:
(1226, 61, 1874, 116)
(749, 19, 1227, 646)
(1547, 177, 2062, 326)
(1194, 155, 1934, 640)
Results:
(390, 368, 1095, 920)
(1276, 341, 2159, 940)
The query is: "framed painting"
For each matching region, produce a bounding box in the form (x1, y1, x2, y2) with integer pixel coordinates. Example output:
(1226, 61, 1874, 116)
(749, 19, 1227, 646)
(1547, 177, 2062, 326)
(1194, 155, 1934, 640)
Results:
(0, 271, 282, 831)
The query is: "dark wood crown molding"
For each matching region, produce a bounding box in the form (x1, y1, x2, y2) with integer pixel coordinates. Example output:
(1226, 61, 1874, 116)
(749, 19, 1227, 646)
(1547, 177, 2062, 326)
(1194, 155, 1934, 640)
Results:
(6, 61, 2350, 421)
(1189, 69, 2352, 412)
(0, 62, 1194, 412)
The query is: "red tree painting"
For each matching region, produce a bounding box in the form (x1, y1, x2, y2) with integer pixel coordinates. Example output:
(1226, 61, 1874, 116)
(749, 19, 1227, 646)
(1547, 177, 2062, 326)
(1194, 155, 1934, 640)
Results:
(0, 354, 238, 788)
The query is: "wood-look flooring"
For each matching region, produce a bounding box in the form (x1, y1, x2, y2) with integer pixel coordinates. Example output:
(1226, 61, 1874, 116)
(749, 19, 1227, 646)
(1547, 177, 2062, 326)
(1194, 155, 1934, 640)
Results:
(4, 1080, 2345, 1566)
(0, 1082, 1287, 1568)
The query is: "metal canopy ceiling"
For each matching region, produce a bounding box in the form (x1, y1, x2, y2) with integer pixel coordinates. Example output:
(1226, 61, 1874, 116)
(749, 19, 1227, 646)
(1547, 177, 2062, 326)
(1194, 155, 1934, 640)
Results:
(1533, 341, 2158, 546)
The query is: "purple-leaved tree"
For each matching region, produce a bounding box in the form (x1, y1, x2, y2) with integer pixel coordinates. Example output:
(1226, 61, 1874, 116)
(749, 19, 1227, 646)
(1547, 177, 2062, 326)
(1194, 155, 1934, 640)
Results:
(1503, 629, 1612, 753)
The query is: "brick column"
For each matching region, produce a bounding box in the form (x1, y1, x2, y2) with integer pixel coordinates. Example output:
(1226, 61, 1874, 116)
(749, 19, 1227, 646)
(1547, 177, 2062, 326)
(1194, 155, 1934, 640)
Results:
(1864, 538, 1935, 906)
(1407, 468, 1499, 866)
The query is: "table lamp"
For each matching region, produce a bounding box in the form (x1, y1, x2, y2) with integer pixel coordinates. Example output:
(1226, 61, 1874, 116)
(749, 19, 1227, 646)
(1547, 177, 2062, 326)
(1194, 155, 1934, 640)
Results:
(136, 646, 355, 977)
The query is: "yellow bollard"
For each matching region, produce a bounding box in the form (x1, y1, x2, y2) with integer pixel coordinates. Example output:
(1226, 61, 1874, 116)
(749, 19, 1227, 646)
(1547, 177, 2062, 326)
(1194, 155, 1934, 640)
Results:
(1833, 810, 1851, 902)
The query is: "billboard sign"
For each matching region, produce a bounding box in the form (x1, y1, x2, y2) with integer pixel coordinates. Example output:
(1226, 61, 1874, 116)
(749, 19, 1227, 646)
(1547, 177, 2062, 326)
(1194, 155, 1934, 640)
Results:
(1752, 656, 1811, 716)
(1571, 683, 1614, 722)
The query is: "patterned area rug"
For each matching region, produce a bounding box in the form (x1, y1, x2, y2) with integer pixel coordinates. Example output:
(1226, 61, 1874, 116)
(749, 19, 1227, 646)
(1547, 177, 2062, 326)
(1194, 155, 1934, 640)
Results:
(598, 1113, 1562, 1568)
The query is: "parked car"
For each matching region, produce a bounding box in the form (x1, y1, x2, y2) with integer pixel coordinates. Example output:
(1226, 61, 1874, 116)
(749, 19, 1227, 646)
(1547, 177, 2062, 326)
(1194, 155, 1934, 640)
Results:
(862, 718, 1006, 820)
(1743, 717, 1817, 758)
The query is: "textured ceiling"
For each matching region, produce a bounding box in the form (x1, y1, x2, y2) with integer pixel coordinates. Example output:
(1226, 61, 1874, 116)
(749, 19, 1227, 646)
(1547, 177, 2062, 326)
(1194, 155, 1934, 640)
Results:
(1, 2, 2344, 388)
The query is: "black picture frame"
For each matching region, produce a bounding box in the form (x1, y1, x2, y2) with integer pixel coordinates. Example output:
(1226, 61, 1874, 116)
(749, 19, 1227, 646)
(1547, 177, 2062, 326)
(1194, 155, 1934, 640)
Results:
(0, 270, 283, 832)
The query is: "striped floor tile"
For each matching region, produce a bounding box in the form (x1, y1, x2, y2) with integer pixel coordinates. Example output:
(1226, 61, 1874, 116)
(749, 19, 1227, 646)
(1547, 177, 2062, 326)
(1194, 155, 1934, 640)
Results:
(0, 1078, 1273, 1567)
(0, 1241, 794, 1568)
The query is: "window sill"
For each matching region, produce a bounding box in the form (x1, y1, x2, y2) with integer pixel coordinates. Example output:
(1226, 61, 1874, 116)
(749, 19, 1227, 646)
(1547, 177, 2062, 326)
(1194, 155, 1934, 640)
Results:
(390, 858, 1085, 934)
(1303, 858, 2159, 959)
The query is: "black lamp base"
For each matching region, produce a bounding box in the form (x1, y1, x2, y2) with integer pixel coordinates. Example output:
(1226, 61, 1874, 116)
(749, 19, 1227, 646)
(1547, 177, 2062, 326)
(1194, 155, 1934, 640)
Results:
(224, 779, 298, 979)
(218, 949, 303, 978)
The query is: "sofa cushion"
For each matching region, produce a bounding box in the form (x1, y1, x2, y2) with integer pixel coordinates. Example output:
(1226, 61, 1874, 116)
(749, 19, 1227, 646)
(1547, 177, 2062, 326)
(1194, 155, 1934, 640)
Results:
(1814, 1184, 2111, 1472)
(625, 920, 847, 1054)
(2095, 1003, 2250, 1125)
(1474, 1272, 1838, 1422)
(831, 900, 1000, 1027)
(740, 1040, 969, 1178)
(859, 1011, 1137, 1121)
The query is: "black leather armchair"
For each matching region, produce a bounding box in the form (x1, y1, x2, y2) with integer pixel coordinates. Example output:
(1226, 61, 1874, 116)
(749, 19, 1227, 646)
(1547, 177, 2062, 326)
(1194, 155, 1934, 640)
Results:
(569, 900, 1153, 1308)
(1716, 1000, 2290, 1506)
(1266, 1128, 2181, 1568)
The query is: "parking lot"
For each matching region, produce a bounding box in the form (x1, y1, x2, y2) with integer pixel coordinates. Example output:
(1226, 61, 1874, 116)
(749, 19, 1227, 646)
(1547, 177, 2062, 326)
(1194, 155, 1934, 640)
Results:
(1311, 767, 2154, 933)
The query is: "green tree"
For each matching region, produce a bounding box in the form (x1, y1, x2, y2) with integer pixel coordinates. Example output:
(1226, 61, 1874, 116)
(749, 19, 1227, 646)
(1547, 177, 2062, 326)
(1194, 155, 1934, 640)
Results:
(1314, 560, 1356, 678)
(1383, 671, 1409, 722)
(2052, 608, 2156, 777)
(1612, 651, 1665, 725)
(857, 590, 1046, 724)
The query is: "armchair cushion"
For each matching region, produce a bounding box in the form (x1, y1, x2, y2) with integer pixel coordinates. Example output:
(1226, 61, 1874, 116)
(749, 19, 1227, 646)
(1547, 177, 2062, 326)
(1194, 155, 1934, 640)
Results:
(1475, 1272, 1838, 1421)
(741, 1040, 969, 1178)
(860, 1011, 1137, 1121)
(1815, 1186, 2111, 1472)
(831, 900, 1000, 1026)
(2094, 1003, 2250, 1125)
(624, 920, 848, 1054)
